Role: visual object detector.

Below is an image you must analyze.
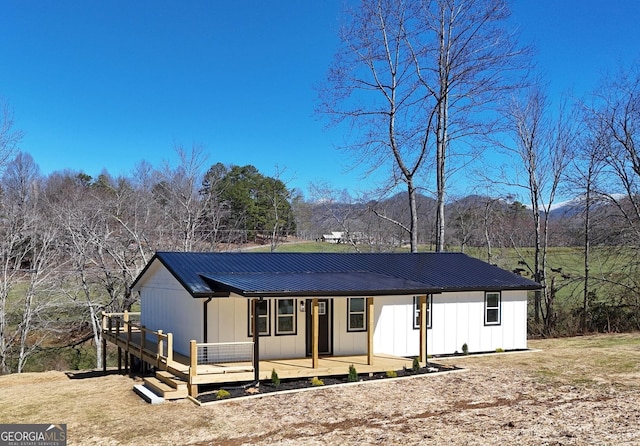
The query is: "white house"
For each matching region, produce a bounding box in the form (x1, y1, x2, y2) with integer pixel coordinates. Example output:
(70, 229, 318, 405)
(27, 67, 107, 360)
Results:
(321, 232, 344, 243)
(131, 252, 540, 362)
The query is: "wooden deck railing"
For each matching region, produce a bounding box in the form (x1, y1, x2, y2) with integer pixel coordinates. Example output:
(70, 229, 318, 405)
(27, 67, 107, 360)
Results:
(188, 341, 254, 391)
(101, 312, 174, 370)
(195, 341, 254, 366)
(101, 312, 254, 396)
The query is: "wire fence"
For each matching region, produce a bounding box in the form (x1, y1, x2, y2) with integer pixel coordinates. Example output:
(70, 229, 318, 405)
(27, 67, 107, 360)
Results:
(197, 342, 254, 365)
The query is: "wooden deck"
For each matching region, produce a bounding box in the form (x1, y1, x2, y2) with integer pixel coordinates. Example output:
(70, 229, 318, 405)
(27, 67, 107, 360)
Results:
(105, 326, 417, 384)
(192, 354, 419, 385)
(102, 312, 422, 397)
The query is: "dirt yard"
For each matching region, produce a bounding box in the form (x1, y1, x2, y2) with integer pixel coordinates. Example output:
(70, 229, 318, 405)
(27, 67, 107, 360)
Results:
(1, 333, 639, 445)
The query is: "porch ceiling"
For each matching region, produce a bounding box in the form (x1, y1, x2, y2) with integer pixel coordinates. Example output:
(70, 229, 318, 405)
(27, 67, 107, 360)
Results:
(198, 271, 441, 297)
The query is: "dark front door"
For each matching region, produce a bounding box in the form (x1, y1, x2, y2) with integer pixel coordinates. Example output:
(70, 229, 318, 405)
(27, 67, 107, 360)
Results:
(306, 299, 332, 356)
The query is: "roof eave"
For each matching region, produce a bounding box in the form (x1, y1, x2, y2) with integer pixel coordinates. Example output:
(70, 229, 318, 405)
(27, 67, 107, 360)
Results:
(235, 288, 443, 298)
(192, 291, 231, 298)
(130, 253, 161, 293)
(132, 253, 230, 298)
(447, 284, 542, 292)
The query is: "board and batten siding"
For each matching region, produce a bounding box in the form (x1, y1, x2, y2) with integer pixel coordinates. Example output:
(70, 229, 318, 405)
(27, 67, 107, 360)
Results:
(332, 298, 369, 356)
(205, 297, 306, 360)
(436, 290, 527, 353)
(373, 291, 528, 357)
(372, 295, 417, 357)
(139, 261, 203, 356)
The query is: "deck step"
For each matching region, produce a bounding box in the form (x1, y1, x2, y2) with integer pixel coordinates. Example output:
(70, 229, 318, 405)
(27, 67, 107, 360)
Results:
(166, 363, 189, 380)
(133, 384, 164, 404)
(155, 370, 188, 390)
(143, 376, 189, 400)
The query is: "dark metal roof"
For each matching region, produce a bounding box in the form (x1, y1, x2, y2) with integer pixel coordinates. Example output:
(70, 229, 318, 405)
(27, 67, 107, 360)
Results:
(199, 271, 439, 297)
(132, 251, 541, 298)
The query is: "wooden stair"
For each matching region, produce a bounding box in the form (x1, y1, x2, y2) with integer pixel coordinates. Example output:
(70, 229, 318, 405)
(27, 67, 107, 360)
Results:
(137, 370, 189, 402)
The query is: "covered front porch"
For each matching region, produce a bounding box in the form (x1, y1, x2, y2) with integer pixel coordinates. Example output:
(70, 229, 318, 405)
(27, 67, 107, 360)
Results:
(102, 308, 431, 399)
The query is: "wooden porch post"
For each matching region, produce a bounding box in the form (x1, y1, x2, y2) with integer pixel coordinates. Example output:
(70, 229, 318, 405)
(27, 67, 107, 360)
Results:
(122, 310, 129, 371)
(166, 332, 173, 366)
(311, 298, 319, 368)
(126, 318, 132, 376)
(419, 295, 427, 364)
(116, 316, 122, 372)
(188, 339, 198, 397)
(367, 297, 374, 365)
(140, 326, 146, 371)
(102, 338, 107, 373)
(157, 329, 164, 369)
(103, 315, 110, 373)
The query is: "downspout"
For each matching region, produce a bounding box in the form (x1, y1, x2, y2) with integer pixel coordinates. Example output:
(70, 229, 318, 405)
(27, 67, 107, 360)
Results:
(203, 297, 212, 343)
(253, 298, 262, 382)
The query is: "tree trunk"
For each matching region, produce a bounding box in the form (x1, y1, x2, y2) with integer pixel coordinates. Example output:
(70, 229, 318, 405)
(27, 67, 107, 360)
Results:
(408, 181, 419, 253)
(435, 8, 449, 253)
(89, 305, 103, 370)
(582, 178, 592, 332)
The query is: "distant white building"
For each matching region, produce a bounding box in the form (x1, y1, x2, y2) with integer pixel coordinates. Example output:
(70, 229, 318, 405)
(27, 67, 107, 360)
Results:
(321, 231, 344, 243)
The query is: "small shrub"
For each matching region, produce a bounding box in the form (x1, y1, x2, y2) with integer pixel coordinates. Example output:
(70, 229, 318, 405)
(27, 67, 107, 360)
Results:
(412, 357, 421, 373)
(216, 389, 230, 400)
(462, 343, 469, 355)
(386, 370, 398, 378)
(271, 368, 280, 387)
(496, 347, 505, 353)
(348, 364, 358, 382)
(310, 376, 324, 386)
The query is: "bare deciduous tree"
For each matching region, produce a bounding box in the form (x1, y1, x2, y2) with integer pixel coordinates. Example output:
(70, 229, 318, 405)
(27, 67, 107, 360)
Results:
(577, 64, 640, 332)
(321, 0, 529, 252)
(320, 0, 430, 252)
(49, 176, 109, 369)
(156, 144, 209, 251)
(0, 153, 60, 373)
(567, 104, 608, 332)
(416, 0, 530, 251)
(498, 87, 575, 334)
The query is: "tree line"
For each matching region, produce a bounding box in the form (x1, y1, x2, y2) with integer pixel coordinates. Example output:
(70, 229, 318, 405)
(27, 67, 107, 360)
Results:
(0, 145, 296, 373)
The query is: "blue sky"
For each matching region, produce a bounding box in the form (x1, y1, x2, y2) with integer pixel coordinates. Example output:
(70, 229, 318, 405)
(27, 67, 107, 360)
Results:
(2, 1, 640, 199)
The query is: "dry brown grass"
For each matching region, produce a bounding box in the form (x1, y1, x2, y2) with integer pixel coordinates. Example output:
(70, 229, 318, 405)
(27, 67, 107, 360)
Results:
(1, 333, 639, 445)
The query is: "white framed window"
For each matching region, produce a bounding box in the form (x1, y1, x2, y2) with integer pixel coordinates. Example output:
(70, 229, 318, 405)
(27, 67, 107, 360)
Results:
(248, 300, 270, 336)
(413, 295, 432, 329)
(485, 292, 501, 325)
(276, 299, 296, 335)
(347, 298, 367, 332)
